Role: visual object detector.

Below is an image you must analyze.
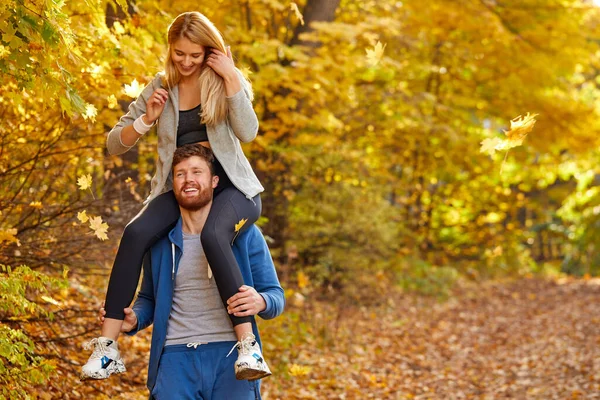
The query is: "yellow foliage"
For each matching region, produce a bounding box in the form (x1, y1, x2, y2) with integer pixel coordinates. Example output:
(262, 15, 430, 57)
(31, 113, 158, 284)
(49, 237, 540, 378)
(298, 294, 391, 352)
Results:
(0, 228, 20, 246)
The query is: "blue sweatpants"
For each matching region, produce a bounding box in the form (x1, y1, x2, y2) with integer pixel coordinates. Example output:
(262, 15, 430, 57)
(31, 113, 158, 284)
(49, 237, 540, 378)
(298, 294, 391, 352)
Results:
(151, 342, 260, 400)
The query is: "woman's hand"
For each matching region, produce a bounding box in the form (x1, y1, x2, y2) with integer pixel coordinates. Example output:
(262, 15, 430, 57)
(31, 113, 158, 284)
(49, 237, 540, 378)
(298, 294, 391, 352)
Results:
(98, 302, 138, 333)
(205, 46, 237, 82)
(226, 285, 266, 317)
(144, 88, 169, 124)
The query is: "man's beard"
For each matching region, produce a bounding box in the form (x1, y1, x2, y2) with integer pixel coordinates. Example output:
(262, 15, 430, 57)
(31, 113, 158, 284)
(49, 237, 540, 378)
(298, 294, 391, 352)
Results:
(174, 184, 213, 211)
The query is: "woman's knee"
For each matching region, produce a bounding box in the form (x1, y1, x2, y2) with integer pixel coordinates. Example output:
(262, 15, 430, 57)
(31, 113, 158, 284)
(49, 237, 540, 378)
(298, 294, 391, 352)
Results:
(201, 224, 230, 251)
(121, 218, 154, 246)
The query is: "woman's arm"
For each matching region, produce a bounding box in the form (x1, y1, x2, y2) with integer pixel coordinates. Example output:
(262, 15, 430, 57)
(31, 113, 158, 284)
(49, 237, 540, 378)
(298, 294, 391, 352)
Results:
(106, 74, 164, 155)
(206, 48, 259, 143)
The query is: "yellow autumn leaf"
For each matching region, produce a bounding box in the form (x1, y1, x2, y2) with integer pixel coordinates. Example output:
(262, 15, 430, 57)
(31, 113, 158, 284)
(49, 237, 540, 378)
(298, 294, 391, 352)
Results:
(503, 113, 538, 148)
(480, 137, 502, 156)
(290, 2, 304, 25)
(0, 228, 20, 246)
(289, 364, 312, 377)
(0, 45, 10, 58)
(77, 210, 89, 223)
(77, 174, 92, 191)
(83, 103, 97, 122)
(234, 218, 248, 233)
(112, 21, 125, 35)
(297, 271, 310, 289)
(40, 295, 60, 306)
(89, 216, 109, 241)
(107, 94, 118, 109)
(123, 79, 144, 98)
(29, 201, 43, 209)
(366, 41, 386, 67)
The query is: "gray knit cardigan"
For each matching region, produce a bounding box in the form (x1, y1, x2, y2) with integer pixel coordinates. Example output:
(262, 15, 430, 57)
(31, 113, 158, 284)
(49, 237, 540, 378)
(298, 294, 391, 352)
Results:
(106, 70, 264, 204)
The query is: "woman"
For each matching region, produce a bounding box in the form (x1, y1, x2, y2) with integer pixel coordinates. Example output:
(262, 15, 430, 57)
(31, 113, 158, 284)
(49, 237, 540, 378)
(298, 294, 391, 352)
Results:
(81, 11, 270, 382)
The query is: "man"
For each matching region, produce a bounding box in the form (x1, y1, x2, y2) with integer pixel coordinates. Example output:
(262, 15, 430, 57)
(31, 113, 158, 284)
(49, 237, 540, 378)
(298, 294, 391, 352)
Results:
(100, 144, 284, 399)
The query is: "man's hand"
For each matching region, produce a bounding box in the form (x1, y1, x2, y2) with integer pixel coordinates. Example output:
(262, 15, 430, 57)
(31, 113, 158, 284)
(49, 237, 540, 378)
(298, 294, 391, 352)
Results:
(98, 302, 138, 333)
(226, 285, 266, 317)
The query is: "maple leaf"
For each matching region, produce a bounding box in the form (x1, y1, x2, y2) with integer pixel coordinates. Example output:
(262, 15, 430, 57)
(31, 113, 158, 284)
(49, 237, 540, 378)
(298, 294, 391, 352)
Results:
(123, 79, 143, 98)
(77, 174, 92, 190)
(107, 94, 118, 109)
(234, 218, 248, 233)
(82, 103, 97, 122)
(480, 137, 502, 156)
(366, 41, 386, 67)
(0, 45, 10, 58)
(289, 364, 312, 377)
(503, 113, 538, 149)
(89, 216, 109, 241)
(290, 2, 304, 25)
(76, 210, 89, 223)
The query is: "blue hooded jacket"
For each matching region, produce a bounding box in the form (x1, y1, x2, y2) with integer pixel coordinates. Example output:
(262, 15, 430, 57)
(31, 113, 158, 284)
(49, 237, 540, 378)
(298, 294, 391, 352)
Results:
(127, 218, 285, 393)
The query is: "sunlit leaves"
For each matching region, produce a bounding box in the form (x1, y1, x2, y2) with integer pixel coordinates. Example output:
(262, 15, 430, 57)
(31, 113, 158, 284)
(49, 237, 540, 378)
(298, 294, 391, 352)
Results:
(290, 2, 304, 25)
(77, 174, 92, 191)
(480, 137, 502, 156)
(503, 113, 538, 149)
(365, 41, 386, 67)
(123, 79, 143, 98)
(480, 113, 538, 155)
(76, 210, 89, 224)
(0, 229, 20, 246)
(107, 94, 118, 109)
(83, 104, 97, 122)
(288, 363, 312, 377)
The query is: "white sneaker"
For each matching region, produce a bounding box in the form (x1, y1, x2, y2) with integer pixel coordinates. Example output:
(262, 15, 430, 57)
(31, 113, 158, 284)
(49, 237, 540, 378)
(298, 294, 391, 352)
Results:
(80, 337, 126, 380)
(227, 333, 271, 381)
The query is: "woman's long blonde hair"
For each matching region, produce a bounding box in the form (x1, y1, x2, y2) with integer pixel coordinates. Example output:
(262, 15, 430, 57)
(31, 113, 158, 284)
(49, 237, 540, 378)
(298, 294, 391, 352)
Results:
(164, 12, 253, 126)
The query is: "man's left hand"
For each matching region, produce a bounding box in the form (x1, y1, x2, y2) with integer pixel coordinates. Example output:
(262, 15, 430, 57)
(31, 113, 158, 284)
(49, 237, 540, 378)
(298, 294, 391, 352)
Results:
(227, 285, 266, 317)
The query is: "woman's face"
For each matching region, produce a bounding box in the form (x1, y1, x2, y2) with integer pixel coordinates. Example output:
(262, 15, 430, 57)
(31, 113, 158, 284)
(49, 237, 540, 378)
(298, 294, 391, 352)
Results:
(171, 37, 206, 78)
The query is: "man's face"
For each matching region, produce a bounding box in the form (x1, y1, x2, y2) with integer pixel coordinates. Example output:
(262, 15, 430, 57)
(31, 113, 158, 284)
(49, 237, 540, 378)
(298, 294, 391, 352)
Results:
(173, 156, 218, 211)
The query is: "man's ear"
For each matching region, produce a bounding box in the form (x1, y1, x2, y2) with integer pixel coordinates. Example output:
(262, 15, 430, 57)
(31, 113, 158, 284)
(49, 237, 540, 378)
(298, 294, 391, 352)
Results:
(212, 175, 219, 189)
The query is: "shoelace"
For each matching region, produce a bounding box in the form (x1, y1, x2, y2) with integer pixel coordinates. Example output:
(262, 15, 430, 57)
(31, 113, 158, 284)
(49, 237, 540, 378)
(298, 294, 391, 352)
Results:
(226, 336, 255, 358)
(83, 338, 108, 359)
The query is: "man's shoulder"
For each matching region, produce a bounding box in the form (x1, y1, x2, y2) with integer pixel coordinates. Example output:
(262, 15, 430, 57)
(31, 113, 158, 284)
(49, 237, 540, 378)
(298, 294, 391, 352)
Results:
(235, 224, 267, 250)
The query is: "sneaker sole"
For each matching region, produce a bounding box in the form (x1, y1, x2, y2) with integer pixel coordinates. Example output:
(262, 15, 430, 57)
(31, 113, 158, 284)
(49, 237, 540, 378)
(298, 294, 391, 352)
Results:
(80, 360, 126, 381)
(236, 368, 272, 381)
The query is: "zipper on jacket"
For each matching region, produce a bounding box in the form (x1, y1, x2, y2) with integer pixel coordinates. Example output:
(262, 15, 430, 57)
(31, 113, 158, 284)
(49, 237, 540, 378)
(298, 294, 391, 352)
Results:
(171, 243, 176, 280)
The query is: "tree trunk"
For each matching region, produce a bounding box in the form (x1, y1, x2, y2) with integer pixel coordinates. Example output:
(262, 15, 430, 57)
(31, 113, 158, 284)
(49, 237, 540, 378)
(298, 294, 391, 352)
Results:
(289, 0, 341, 47)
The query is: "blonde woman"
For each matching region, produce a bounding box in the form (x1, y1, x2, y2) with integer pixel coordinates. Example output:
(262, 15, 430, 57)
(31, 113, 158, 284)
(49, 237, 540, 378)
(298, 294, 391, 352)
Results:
(81, 12, 273, 382)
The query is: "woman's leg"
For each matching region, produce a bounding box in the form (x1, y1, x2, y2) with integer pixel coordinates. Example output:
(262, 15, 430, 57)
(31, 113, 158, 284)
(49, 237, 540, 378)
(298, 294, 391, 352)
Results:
(201, 187, 261, 326)
(102, 191, 180, 339)
(201, 188, 270, 380)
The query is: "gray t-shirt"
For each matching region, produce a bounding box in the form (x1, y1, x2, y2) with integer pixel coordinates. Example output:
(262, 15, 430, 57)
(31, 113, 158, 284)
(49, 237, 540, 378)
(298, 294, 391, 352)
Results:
(165, 232, 237, 346)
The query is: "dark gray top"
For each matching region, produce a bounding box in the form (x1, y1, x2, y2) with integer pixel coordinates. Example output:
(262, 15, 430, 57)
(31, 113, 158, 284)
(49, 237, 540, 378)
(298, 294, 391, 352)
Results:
(177, 104, 208, 147)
